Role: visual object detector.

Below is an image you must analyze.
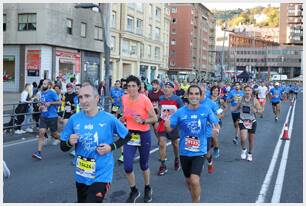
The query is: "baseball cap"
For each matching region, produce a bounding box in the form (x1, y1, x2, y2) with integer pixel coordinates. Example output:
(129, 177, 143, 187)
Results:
(165, 81, 174, 88)
(275, 82, 280, 86)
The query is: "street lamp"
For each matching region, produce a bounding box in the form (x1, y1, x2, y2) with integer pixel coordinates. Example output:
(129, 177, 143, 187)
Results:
(75, 3, 112, 97)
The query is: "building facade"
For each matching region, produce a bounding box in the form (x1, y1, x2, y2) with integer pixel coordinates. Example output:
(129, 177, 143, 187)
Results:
(3, 3, 170, 92)
(168, 3, 215, 81)
(279, 3, 303, 45)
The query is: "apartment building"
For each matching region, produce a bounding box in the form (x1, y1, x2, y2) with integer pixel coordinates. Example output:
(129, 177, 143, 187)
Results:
(279, 3, 303, 45)
(3, 3, 170, 92)
(168, 3, 216, 81)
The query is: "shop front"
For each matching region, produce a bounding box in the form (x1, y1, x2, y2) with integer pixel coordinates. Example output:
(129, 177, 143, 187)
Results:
(55, 48, 81, 83)
(3, 46, 20, 92)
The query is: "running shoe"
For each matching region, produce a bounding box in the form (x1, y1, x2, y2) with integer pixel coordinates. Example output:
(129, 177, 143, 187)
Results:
(118, 154, 124, 163)
(32, 151, 42, 160)
(174, 158, 180, 171)
(25, 128, 33, 133)
(143, 186, 152, 203)
(240, 149, 247, 160)
(208, 161, 215, 174)
(213, 148, 220, 158)
(247, 153, 253, 162)
(157, 164, 168, 176)
(126, 189, 140, 203)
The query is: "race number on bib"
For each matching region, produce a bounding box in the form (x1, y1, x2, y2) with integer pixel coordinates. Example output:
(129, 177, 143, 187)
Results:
(127, 132, 141, 146)
(76, 156, 96, 179)
(184, 136, 200, 152)
(242, 119, 253, 129)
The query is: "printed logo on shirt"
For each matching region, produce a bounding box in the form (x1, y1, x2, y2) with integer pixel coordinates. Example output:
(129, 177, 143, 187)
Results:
(186, 119, 202, 134)
(84, 124, 94, 130)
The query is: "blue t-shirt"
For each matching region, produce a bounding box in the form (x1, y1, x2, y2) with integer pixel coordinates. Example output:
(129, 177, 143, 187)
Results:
(270, 87, 284, 103)
(170, 105, 219, 156)
(40, 89, 59, 118)
(111, 87, 124, 108)
(60, 111, 128, 185)
(226, 89, 244, 112)
(200, 97, 219, 138)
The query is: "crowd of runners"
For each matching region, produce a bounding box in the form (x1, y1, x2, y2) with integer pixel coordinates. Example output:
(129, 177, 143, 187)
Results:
(8, 74, 302, 203)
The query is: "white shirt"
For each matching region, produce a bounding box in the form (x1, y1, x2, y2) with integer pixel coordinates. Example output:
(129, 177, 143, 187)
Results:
(257, 86, 268, 99)
(20, 91, 29, 102)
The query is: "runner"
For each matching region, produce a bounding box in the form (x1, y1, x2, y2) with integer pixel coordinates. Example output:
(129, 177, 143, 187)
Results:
(209, 85, 227, 159)
(121, 75, 157, 203)
(62, 83, 78, 126)
(60, 82, 131, 203)
(32, 79, 61, 160)
(235, 85, 262, 161)
(226, 82, 244, 144)
(156, 81, 184, 176)
(164, 85, 219, 203)
(255, 81, 268, 118)
(269, 82, 284, 122)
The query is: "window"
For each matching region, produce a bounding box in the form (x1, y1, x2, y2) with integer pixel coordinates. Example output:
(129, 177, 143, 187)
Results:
(127, 16, 134, 32)
(172, 18, 177, 24)
(155, 7, 161, 20)
(155, 27, 160, 41)
(171, 39, 176, 45)
(170, 50, 176, 56)
(111, 36, 116, 51)
(136, 19, 143, 35)
(80, 22, 86, 37)
(171, 7, 177, 13)
(130, 42, 137, 55)
(148, 24, 152, 38)
(94, 26, 103, 40)
(155, 47, 160, 59)
(18, 13, 37, 31)
(171, 29, 176, 34)
(111, 11, 116, 28)
(147, 45, 152, 58)
(66, 18, 73, 34)
(122, 40, 129, 55)
(170, 61, 176, 66)
(140, 43, 144, 58)
(149, 4, 153, 18)
(3, 14, 6, 31)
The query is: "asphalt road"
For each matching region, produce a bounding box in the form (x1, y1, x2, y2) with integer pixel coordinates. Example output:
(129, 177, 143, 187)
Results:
(3, 96, 303, 203)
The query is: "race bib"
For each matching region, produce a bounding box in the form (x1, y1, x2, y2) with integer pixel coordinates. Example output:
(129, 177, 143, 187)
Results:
(242, 106, 251, 114)
(127, 132, 141, 146)
(76, 156, 96, 179)
(184, 136, 200, 152)
(112, 105, 119, 112)
(234, 96, 241, 102)
(242, 119, 253, 129)
(65, 105, 71, 113)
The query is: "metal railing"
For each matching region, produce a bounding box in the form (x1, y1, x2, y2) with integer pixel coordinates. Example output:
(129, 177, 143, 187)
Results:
(3, 96, 113, 135)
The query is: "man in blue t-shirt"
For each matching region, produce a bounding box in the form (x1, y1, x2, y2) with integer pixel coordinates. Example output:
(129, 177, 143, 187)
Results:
(32, 79, 61, 160)
(226, 82, 244, 144)
(165, 85, 219, 203)
(60, 82, 131, 203)
(269, 82, 284, 122)
(110, 80, 124, 117)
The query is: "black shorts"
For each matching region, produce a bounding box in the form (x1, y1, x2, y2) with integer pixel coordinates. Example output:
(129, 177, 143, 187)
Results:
(63, 112, 73, 119)
(180, 155, 205, 178)
(158, 128, 179, 141)
(231, 112, 240, 123)
(76, 182, 111, 203)
(239, 120, 257, 134)
(39, 116, 58, 132)
(272, 102, 280, 107)
(58, 111, 64, 118)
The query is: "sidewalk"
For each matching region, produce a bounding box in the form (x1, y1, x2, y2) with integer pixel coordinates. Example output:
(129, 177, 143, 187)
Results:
(3, 92, 20, 105)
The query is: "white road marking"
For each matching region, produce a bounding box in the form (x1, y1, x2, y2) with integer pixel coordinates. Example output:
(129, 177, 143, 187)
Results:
(4, 138, 37, 148)
(271, 98, 296, 202)
(134, 142, 172, 161)
(256, 102, 293, 203)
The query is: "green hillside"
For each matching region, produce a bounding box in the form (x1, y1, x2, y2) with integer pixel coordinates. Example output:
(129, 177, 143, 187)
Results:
(212, 6, 279, 28)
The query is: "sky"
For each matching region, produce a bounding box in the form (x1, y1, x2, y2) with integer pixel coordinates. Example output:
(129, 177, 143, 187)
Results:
(203, 3, 280, 11)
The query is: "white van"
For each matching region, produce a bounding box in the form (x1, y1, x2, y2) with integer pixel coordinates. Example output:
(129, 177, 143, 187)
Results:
(271, 74, 288, 81)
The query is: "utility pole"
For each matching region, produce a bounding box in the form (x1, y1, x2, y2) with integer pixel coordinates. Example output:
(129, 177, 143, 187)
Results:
(221, 23, 226, 82)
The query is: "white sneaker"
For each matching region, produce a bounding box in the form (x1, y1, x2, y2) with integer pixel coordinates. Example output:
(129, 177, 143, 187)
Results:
(247, 153, 253, 162)
(241, 149, 247, 160)
(15, 130, 22, 134)
(25, 128, 33, 133)
(52, 139, 60, 146)
(20, 129, 26, 134)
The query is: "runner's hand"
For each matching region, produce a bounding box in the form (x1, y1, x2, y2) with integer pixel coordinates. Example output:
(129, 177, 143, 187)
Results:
(69, 134, 80, 146)
(96, 144, 111, 155)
